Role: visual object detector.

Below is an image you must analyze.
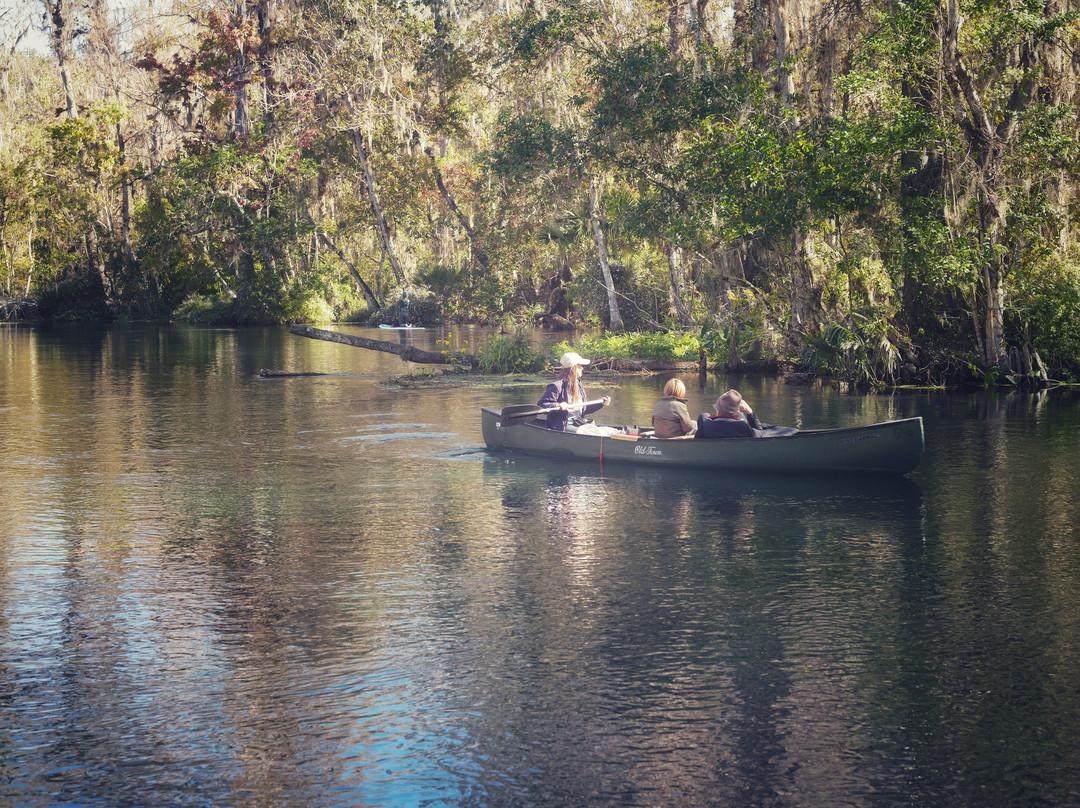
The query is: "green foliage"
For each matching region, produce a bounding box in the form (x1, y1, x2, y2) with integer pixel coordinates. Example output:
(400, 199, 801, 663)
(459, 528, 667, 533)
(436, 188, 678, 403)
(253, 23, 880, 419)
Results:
(132, 190, 217, 314)
(416, 264, 467, 297)
(478, 331, 548, 373)
(553, 331, 700, 362)
(141, 129, 320, 323)
(485, 113, 579, 181)
(174, 294, 233, 325)
(588, 42, 704, 139)
(1011, 255, 1080, 376)
(800, 316, 900, 385)
(283, 289, 337, 323)
(682, 108, 899, 246)
(15, 103, 137, 316)
(694, 282, 777, 365)
(971, 363, 1006, 390)
(34, 275, 111, 321)
(802, 323, 863, 379)
(698, 324, 727, 364)
(507, 1, 601, 64)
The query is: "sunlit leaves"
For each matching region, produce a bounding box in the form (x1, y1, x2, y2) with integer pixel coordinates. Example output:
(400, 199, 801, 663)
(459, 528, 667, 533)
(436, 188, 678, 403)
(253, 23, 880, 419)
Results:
(507, 1, 601, 64)
(46, 108, 123, 178)
(680, 107, 894, 244)
(486, 112, 580, 182)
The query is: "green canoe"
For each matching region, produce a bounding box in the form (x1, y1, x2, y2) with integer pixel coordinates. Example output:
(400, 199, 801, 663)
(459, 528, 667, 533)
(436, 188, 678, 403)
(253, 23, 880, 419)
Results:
(481, 407, 924, 475)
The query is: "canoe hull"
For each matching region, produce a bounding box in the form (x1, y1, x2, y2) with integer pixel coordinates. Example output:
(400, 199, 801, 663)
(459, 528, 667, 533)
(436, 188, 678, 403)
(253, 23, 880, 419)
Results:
(481, 408, 924, 475)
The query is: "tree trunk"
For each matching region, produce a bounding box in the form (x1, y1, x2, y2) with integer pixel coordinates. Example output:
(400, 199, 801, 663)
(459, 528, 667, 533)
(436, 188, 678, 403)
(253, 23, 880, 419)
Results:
(709, 243, 745, 368)
(728, 322, 743, 369)
(941, 0, 1025, 371)
(590, 178, 623, 331)
(789, 230, 815, 333)
(1, 23, 29, 104)
(289, 324, 478, 366)
(44, 0, 79, 118)
(350, 129, 406, 286)
(426, 147, 489, 269)
(773, 0, 795, 107)
(664, 242, 695, 327)
(58, 59, 78, 119)
(815, 10, 838, 115)
(85, 228, 111, 307)
(317, 232, 380, 309)
(692, 0, 713, 52)
(25, 228, 34, 295)
(114, 117, 142, 307)
(732, 0, 773, 75)
(981, 228, 1008, 369)
(972, 138, 1010, 370)
(667, 0, 683, 57)
(230, 1, 253, 137)
(234, 245, 254, 304)
(547, 261, 573, 319)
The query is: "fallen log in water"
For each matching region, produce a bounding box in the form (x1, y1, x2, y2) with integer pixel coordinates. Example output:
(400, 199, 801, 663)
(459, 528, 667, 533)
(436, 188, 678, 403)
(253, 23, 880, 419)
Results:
(288, 324, 479, 367)
(259, 369, 330, 377)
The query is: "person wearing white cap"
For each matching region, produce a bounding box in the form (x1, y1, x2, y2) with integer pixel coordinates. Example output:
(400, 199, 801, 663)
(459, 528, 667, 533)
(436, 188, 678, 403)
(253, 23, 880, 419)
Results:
(536, 351, 611, 431)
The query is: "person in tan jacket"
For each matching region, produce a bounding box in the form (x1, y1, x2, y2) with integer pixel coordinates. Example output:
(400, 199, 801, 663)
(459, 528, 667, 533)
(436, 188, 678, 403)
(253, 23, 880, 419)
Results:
(651, 378, 697, 438)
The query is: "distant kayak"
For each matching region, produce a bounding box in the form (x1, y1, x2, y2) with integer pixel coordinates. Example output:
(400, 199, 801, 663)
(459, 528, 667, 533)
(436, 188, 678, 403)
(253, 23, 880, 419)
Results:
(379, 324, 425, 330)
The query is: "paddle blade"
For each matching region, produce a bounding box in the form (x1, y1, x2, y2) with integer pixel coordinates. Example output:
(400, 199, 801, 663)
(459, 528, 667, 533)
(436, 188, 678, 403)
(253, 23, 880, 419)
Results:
(500, 404, 547, 418)
(499, 398, 604, 421)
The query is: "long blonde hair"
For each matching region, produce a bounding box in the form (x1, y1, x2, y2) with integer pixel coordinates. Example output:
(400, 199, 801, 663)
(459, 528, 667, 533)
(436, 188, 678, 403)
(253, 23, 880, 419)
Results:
(558, 365, 583, 403)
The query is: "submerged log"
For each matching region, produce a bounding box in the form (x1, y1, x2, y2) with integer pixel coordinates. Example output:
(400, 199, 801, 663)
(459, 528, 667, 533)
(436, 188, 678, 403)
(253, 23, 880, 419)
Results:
(259, 369, 330, 377)
(288, 324, 479, 367)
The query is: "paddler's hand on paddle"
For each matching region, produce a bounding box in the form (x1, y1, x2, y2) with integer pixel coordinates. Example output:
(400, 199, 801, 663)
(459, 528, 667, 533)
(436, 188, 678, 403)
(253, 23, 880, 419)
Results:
(556, 396, 608, 411)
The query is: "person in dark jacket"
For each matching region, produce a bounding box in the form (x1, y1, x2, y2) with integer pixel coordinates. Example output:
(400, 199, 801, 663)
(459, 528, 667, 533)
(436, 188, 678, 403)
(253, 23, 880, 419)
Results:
(695, 389, 763, 439)
(537, 351, 610, 431)
(396, 290, 410, 326)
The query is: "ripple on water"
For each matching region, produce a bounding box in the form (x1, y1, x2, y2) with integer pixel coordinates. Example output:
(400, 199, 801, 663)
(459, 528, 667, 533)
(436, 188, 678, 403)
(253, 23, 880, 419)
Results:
(4, 328, 1080, 808)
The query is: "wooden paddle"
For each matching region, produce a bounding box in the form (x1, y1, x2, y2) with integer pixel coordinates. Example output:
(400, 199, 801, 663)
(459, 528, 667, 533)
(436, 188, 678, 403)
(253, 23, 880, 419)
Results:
(500, 399, 606, 423)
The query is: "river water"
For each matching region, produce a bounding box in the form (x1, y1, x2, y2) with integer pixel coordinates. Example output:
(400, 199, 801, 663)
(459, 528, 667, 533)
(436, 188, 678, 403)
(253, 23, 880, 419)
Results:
(2, 323, 1079, 808)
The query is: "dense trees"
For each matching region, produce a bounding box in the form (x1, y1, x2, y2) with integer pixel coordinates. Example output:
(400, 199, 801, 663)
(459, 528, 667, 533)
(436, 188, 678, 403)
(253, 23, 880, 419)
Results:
(1, 0, 1078, 384)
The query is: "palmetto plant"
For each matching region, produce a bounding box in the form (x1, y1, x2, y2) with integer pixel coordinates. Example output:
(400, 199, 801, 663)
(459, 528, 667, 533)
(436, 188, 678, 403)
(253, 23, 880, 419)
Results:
(416, 264, 466, 297)
(801, 315, 900, 385)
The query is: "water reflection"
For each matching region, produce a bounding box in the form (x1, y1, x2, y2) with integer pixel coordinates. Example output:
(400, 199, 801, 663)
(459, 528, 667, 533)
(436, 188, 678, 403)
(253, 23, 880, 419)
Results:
(485, 453, 925, 532)
(475, 456, 935, 805)
(3, 325, 1080, 807)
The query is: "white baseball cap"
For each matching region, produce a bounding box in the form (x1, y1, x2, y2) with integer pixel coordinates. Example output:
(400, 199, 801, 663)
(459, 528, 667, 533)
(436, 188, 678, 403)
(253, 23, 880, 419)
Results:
(559, 351, 591, 368)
